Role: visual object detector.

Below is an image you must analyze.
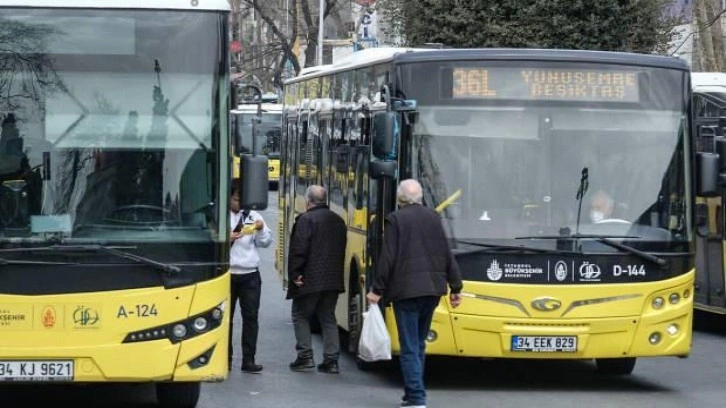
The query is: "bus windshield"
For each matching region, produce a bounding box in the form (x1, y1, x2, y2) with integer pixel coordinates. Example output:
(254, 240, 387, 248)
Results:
(234, 109, 282, 158)
(400, 61, 690, 248)
(0, 8, 227, 243)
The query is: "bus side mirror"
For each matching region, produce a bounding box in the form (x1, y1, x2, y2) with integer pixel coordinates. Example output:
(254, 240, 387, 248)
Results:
(716, 137, 726, 177)
(372, 112, 397, 160)
(369, 160, 396, 179)
(239, 154, 268, 210)
(697, 152, 720, 196)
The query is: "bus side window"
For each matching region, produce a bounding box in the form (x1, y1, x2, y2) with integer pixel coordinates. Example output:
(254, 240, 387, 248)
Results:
(361, 117, 371, 146)
(297, 120, 309, 196)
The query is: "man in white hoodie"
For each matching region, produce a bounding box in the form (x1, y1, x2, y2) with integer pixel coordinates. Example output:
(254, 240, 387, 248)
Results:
(228, 182, 272, 373)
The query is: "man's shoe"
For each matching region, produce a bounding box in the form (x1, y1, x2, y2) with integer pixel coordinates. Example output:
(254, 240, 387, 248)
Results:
(289, 357, 315, 371)
(400, 402, 426, 408)
(316, 360, 339, 374)
(241, 362, 263, 373)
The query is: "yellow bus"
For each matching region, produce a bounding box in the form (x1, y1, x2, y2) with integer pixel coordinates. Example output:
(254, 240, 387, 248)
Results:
(0, 1, 266, 406)
(277, 47, 701, 375)
(691, 72, 726, 314)
(231, 101, 282, 189)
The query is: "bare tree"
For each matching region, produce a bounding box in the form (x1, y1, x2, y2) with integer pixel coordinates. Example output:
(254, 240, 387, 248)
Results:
(693, 0, 726, 71)
(233, 0, 352, 92)
(0, 18, 66, 113)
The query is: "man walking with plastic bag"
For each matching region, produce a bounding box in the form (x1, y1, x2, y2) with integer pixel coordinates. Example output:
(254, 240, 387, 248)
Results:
(367, 179, 463, 408)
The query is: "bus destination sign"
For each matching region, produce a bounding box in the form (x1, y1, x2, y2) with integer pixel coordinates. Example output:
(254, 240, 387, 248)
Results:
(450, 68, 640, 102)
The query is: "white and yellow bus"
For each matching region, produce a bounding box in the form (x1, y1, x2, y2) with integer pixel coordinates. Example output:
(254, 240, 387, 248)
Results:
(277, 47, 700, 375)
(691, 72, 726, 314)
(0, 1, 266, 406)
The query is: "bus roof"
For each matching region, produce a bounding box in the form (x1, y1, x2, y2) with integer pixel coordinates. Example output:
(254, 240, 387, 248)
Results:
(692, 72, 726, 92)
(0, 0, 230, 10)
(285, 47, 690, 84)
(231, 103, 284, 114)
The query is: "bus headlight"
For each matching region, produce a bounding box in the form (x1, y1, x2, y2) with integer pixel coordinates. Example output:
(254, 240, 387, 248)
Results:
(173, 324, 188, 339)
(669, 293, 680, 304)
(123, 302, 225, 344)
(649, 332, 662, 345)
(667, 324, 679, 336)
(193, 317, 209, 332)
(652, 297, 665, 309)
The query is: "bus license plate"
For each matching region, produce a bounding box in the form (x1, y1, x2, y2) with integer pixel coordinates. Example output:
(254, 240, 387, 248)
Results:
(511, 336, 577, 352)
(0, 361, 74, 381)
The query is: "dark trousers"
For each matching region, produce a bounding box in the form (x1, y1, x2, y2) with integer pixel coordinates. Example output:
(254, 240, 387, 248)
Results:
(291, 290, 340, 362)
(393, 296, 439, 406)
(228, 271, 261, 365)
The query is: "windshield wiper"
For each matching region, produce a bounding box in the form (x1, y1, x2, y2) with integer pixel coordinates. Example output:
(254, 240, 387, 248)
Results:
(0, 257, 75, 266)
(0, 245, 180, 275)
(515, 235, 667, 268)
(454, 239, 579, 255)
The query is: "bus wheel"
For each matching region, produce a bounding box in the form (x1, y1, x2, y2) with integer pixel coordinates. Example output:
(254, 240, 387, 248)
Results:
(595, 357, 636, 375)
(348, 290, 362, 354)
(156, 382, 201, 408)
(356, 356, 373, 371)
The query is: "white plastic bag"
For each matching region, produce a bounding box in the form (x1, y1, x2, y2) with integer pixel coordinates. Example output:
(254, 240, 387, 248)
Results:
(357, 305, 392, 362)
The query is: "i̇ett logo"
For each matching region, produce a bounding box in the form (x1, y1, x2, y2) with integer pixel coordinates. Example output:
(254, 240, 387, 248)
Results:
(579, 262, 601, 280)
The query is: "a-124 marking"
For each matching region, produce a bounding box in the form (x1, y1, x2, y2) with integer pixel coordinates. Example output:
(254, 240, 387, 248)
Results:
(117, 304, 158, 318)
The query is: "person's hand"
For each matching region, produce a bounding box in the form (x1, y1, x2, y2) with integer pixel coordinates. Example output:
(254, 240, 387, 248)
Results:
(450, 292, 462, 308)
(231, 231, 242, 241)
(366, 291, 381, 304)
(254, 220, 264, 230)
(293, 275, 304, 287)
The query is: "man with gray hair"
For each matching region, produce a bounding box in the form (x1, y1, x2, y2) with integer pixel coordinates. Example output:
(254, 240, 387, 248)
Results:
(368, 178, 462, 408)
(287, 185, 347, 374)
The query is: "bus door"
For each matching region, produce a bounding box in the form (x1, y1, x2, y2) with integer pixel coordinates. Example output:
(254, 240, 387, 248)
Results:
(277, 109, 295, 284)
(694, 93, 726, 309)
(329, 107, 350, 220)
(366, 108, 398, 292)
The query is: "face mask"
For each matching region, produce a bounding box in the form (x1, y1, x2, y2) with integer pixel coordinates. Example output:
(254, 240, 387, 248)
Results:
(590, 211, 605, 223)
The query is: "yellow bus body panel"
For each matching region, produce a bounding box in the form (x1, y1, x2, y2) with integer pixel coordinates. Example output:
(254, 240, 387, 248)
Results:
(233, 154, 280, 184)
(268, 158, 280, 183)
(385, 270, 693, 359)
(0, 273, 230, 382)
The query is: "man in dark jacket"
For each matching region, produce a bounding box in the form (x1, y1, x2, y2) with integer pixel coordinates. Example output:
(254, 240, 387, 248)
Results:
(367, 179, 463, 408)
(287, 185, 347, 374)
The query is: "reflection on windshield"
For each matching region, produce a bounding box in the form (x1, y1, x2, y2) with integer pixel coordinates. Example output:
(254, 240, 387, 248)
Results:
(0, 9, 226, 243)
(413, 106, 688, 244)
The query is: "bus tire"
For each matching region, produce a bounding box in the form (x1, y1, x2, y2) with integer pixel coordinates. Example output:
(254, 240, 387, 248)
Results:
(347, 266, 363, 354)
(595, 357, 636, 375)
(156, 382, 201, 408)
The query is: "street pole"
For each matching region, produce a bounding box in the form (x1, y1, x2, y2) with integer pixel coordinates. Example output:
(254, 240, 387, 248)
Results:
(317, 0, 324, 66)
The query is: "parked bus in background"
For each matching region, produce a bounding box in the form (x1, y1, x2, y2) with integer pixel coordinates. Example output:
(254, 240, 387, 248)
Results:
(0, 1, 267, 407)
(277, 47, 706, 375)
(231, 95, 282, 190)
(692, 72, 726, 314)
